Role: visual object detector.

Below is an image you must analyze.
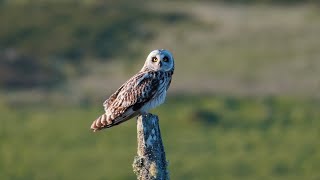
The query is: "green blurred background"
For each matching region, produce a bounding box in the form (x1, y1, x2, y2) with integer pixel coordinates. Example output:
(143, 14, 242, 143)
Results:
(1, 0, 320, 179)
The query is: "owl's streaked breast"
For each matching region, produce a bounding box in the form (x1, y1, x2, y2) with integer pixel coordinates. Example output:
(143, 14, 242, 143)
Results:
(140, 72, 170, 113)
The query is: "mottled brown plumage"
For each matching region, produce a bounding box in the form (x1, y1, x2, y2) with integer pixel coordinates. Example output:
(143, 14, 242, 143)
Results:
(90, 49, 174, 132)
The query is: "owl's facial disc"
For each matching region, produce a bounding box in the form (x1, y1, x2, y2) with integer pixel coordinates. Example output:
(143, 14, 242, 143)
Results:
(145, 49, 174, 72)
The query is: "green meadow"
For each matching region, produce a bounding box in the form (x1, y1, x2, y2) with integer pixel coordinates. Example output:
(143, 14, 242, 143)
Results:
(1, 96, 320, 179)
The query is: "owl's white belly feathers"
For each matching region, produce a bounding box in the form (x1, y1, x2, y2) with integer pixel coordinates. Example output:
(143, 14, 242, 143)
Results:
(141, 84, 167, 113)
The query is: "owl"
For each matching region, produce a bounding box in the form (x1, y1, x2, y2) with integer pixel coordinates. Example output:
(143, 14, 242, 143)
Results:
(90, 49, 174, 132)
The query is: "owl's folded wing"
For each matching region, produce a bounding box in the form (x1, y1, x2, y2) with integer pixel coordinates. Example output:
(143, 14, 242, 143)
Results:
(91, 71, 159, 131)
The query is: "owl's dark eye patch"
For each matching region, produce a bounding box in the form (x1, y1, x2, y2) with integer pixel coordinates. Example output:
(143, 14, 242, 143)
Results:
(152, 57, 158, 62)
(163, 56, 169, 62)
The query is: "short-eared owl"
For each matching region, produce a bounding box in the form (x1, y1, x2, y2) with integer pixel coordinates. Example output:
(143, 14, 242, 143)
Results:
(90, 49, 174, 132)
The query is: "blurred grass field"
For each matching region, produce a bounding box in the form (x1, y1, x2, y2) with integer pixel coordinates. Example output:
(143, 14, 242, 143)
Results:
(1, 2, 320, 97)
(1, 0, 320, 180)
(1, 96, 320, 179)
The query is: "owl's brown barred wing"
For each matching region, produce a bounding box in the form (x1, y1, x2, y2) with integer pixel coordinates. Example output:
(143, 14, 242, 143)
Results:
(106, 72, 158, 110)
(91, 71, 160, 132)
(103, 85, 125, 110)
(91, 108, 138, 131)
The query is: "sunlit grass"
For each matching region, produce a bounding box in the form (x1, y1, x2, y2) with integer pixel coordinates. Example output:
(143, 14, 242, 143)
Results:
(1, 96, 319, 179)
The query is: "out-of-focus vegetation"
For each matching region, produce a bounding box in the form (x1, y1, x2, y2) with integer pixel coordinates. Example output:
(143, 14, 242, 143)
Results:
(0, 1, 190, 88)
(1, 1, 319, 96)
(1, 0, 320, 180)
(1, 96, 320, 180)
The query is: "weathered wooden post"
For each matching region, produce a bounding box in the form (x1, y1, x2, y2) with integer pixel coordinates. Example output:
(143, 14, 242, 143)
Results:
(132, 114, 169, 180)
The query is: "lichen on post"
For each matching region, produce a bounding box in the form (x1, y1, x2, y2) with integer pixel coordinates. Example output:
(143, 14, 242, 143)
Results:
(132, 114, 169, 180)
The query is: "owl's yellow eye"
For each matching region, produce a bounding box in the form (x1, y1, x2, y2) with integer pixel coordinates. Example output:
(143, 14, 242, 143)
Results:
(152, 57, 158, 62)
(163, 56, 169, 62)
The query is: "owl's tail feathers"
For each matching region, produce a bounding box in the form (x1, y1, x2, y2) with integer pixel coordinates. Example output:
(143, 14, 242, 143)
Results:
(90, 114, 112, 132)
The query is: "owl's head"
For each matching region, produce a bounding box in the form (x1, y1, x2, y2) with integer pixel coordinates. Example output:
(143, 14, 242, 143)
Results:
(141, 49, 174, 72)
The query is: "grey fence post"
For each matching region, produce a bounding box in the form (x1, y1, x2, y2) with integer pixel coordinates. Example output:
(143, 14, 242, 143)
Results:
(132, 114, 169, 180)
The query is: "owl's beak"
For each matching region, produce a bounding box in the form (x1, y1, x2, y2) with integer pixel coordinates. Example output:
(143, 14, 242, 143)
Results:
(158, 61, 162, 67)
